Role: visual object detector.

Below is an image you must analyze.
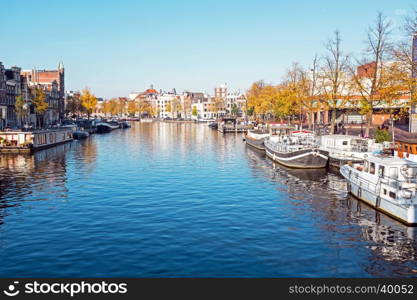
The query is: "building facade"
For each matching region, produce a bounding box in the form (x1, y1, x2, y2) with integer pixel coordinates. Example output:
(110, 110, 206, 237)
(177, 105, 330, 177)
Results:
(21, 62, 65, 125)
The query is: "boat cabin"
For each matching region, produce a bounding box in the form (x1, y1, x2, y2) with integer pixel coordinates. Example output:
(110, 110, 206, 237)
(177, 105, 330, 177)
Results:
(320, 135, 381, 153)
(269, 125, 295, 136)
(395, 139, 417, 161)
(352, 154, 417, 184)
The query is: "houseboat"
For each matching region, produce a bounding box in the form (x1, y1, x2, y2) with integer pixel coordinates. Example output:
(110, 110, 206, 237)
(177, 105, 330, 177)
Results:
(264, 130, 329, 169)
(244, 130, 270, 151)
(95, 121, 119, 133)
(62, 121, 90, 139)
(340, 153, 417, 225)
(0, 129, 73, 154)
(218, 118, 250, 133)
(319, 135, 384, 169)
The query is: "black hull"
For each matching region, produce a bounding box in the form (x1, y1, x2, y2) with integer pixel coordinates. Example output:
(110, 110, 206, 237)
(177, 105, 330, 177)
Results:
(96, 125, 112, 133)
(328, 156, 363, 169)
(265, 145, 328, 169)
(245, 137, 265, 151)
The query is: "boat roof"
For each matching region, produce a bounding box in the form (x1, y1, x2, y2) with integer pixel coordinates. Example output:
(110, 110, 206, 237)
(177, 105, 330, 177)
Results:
(395, 138, 417, 144)
(367, 153, 417, 166)
(321, 134, 368, 140)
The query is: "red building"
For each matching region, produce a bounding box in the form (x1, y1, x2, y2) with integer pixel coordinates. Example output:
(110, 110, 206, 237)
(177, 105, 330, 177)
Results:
(21, 62, 65, 125)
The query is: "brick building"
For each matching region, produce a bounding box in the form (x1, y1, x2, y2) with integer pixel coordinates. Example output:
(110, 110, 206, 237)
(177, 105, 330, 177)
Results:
(21, 62, 65, 125)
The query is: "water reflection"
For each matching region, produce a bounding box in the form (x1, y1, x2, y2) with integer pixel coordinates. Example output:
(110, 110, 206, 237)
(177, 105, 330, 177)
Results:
(1, 122, 417, 277)
(244, 145, 417, 277)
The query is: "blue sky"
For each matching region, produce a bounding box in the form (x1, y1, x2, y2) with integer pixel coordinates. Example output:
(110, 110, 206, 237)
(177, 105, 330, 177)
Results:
(0, 0, 416, 98)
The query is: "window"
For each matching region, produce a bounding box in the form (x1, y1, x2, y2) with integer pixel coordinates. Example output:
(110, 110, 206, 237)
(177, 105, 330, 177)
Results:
(364, 161, 369, 173)
(342, 141, 348, 145)
(389, 166, 398, 179)
(378, 165, 385, 177)
(383, 189, 387, 195)
(389, 191, 396, 199)
(369, 162, 375, 175)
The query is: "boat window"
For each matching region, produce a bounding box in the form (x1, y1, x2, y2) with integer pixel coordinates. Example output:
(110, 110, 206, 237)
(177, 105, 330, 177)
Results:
(369, 162, 375, 175)
(342, 141, 348, 146)
(364, 161, 369, 173)
(389, 191, 396, 199)
(383, 189, 387, 195)
(378, 165, 385, 177)
(405, 145, 409, 153)
(389, 167, 398, 179)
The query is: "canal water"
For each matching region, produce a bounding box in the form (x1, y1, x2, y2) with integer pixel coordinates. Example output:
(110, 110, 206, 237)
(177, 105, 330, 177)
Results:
(0, 122, 417, 277)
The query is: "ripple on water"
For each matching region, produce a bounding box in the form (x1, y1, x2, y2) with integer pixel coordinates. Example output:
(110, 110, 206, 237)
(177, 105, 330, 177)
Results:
(0, 123, 417, 277)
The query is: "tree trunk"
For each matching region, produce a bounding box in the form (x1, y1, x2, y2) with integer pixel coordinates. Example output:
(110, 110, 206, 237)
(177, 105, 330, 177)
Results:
(308, 111, 313, 129)
(330, 108, 336, 134)
(365, 111, 372, 138)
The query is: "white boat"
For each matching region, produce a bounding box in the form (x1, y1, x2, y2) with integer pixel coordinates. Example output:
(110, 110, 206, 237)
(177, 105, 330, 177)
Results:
(264, 130, 329, 169)
(0, 129, 73, 153)
(244, 130, 270, 151)
(319, 135, 383, 168)
(340, 153, 417, 225)
(140, 118, 153, 123)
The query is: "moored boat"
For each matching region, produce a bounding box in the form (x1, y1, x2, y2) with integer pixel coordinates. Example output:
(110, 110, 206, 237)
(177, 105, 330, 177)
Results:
(319, 134, 383, 169)
(218, 118, 249, 133)
(244, 130, 269, 151)
(120, 121, 131, 129)
(208, 122, 218, 129)
(340, 153, 417, 225)
(72, 130, 90, 139)
(264, 130, 328, 169)
(96, 122, 115, 133)
(0, 129, 73, 153)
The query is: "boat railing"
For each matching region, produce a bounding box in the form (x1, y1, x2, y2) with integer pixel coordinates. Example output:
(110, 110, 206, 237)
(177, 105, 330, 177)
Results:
(343, 165, 417, 203)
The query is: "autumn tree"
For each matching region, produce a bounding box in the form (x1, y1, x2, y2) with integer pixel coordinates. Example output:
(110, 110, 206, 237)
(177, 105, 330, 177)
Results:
(15, 95, 26, 127)
(377, 62, 409, 136)
(66, 94, 84, 118)
(30, 86, 48, 128)
(192, 106, 198, 117)
(127, 100, 138, 116)
(348, 12, 393, 137)
(80, 88, 97, 120)
(246, 80, 265, 120)
(390, 10, 417, 129)
(320, 30, 351, 133)
(171, 97, 182, 118)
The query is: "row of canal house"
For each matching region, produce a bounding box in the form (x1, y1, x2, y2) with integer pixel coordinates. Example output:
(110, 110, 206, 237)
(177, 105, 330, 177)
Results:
(0, 61, 65, 130)
(127, 84, 247, 121)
